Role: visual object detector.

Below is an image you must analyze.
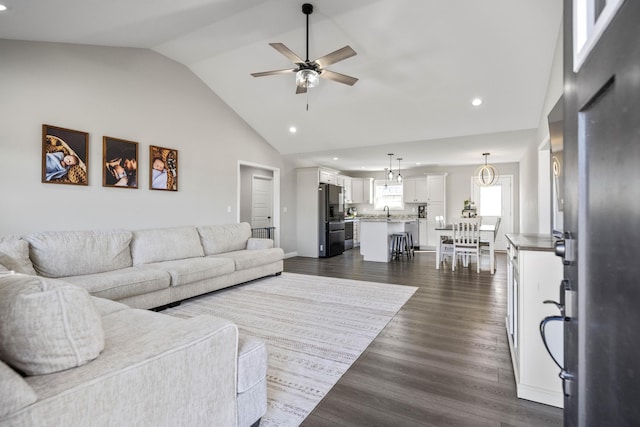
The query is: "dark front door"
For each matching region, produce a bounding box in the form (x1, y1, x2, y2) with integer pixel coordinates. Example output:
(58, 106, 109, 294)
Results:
(562, 1, 640, 425)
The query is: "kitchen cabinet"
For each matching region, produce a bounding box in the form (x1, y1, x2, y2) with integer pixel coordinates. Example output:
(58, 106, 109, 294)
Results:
(402, 177, 427, 203)
(505, 233, 563, 408)
(319, 169, 338, 185)
(425, 202, 444, 248)
(403, 174, 445, 203)
(342, 176, 353, 203)
(351, 178, 373, 204)
(426, 174, 444, 202)
(418, 219, 427, 247)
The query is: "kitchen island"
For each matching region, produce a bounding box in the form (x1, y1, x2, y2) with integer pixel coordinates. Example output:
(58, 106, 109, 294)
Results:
(359, 218, 417, 262)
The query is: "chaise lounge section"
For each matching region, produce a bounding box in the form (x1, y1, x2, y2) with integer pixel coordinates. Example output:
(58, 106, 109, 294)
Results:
(0, 222, 280, 426)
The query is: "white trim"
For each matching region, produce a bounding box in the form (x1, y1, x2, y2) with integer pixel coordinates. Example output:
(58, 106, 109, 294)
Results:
(573, 0, 625, 72)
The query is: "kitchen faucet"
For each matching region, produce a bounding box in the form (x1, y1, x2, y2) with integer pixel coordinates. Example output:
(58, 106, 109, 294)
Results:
(383, 206, 390, 218)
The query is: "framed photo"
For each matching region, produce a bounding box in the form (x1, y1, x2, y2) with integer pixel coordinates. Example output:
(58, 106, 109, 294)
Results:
(42, 124, 89, 185)
(149, 145, 178, 191)
(103, 136, 138, 188)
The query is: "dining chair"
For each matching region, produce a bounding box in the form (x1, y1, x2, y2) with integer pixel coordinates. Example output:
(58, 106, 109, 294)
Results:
(480, 217, 501, 267)
(452, 218, 481, 273)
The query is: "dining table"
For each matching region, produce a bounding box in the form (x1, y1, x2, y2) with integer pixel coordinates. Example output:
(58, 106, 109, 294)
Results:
(434, 223, 497, 274)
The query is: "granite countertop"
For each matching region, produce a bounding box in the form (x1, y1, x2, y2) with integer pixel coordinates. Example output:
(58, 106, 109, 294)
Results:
(505, 233, 558, 251)
(357, 216, 418, 223)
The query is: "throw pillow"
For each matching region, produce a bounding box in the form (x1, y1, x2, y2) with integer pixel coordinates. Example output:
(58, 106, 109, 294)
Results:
(0, 236, 37, 275)
(0, 274, 105, 375)
(0, 360, 37, 418)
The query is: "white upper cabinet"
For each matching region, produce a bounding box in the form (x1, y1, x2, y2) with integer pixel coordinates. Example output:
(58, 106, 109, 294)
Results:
(342, 176, 353, 203)
(426, 174, 445, 202)
(403, 174, 446, 203)
(351, 178, 373, 204)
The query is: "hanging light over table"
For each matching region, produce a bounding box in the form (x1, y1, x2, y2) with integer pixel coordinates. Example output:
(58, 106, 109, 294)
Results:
(396, 157, 403, 183)
(475, 152, 499, 186)
(387, 153, 394, 181)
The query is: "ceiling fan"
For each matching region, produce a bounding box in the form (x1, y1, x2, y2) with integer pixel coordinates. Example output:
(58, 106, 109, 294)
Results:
(251, 3, 358, 94)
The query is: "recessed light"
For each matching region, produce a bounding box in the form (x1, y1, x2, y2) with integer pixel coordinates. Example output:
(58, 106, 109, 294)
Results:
(361, 166, 366, 169)
(0, 4, 7, 11)
(289, 126, 297, 133)
(416, 162, 421, 166)
(332, 157, 339, 161)
(471, 98, 483, 107)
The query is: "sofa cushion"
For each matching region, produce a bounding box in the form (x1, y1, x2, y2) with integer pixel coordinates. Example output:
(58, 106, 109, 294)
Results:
(0, 360, 38, 418)
(237, 335, 268, 394)
(131, 226, 204, 265)
(246, 237, 274, 250)
(139, 257, 235, 287)
(62, 267, 171, 301)
(0, 274, 104, 375)
(25, 230, 132, 278)
(197, 223, 252, 255)
(213, 248, 285, 271)
(0, 235, 38, 275)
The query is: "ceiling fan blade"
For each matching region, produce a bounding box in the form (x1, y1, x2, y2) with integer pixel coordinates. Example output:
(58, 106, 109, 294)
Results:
(314, 46, 357, 68)
(296, 85, 307, 95)
(251, 68, 297, 78)
(269, 43, 304, 64)
(319, 69, 359, 86)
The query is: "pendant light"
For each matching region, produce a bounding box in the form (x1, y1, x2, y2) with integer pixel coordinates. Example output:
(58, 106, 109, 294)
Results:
(475, 152, 499, 186)
(387, 153, 394, 181)
(396, 158, 403, 183)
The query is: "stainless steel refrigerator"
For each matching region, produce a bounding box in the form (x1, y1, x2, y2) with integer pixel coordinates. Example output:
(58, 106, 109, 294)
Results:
(318, 183, 345, 257)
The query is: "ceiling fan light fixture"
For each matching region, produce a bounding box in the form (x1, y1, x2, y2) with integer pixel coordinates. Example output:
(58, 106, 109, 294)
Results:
(296, 69, 319, 88)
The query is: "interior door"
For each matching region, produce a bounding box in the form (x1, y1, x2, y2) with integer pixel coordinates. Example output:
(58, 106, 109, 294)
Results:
(251, 175, 273, 228)
(562, 0, 640, 425)
(471, 175, 512, 250)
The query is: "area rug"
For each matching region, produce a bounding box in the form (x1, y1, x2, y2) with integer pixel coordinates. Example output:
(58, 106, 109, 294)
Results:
(163, 272, 417, 427)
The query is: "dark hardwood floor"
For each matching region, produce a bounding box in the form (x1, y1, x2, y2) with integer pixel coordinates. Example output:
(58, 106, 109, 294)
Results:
(284, 248, 563, 427)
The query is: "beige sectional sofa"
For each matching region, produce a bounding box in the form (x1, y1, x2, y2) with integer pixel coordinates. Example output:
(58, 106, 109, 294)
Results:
(0, 223, 283, 426)
(24, 222, 284, 310)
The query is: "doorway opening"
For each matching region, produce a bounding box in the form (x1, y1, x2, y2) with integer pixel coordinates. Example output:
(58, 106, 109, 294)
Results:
(238, 162, 280, 248)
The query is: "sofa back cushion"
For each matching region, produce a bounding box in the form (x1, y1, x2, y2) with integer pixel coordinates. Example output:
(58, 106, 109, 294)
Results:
(131, 226, 204, 265)
(25, 230, 133, 278)
(0, 235, 38, 275)
(0, 274, 105, 375)
(197, 223, 252, 256)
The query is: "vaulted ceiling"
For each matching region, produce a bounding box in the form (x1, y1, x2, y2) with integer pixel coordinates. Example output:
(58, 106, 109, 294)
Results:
(0, 0, 563, 172)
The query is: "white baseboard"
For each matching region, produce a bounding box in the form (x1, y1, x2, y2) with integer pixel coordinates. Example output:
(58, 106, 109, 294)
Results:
(284, 252, 298, 259)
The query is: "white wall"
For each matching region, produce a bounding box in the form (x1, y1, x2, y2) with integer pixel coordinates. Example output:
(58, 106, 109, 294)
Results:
(520, 20, 564, 233)
(0, 40, 298, 251)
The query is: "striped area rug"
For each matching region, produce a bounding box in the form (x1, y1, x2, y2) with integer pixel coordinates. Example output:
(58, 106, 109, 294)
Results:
(163, 272, 417, 427)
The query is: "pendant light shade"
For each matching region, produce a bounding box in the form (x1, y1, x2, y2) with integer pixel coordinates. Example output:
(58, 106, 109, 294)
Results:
(475, 153, 499, 186)
(396, 158, 403, 183)
(387, 153, 394, 180)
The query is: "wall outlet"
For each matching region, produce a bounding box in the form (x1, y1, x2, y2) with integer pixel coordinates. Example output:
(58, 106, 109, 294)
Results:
(227, 206, 231, 213)
(283, 206, 288, 213)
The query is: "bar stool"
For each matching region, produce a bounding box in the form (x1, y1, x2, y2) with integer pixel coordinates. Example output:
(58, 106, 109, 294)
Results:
(403, 231, 415, 258)
(390, 233, 408, 260)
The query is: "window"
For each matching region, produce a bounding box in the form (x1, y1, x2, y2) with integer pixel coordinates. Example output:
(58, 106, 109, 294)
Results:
(373, 180, 404, 211)
(479, 185, 501, 216)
